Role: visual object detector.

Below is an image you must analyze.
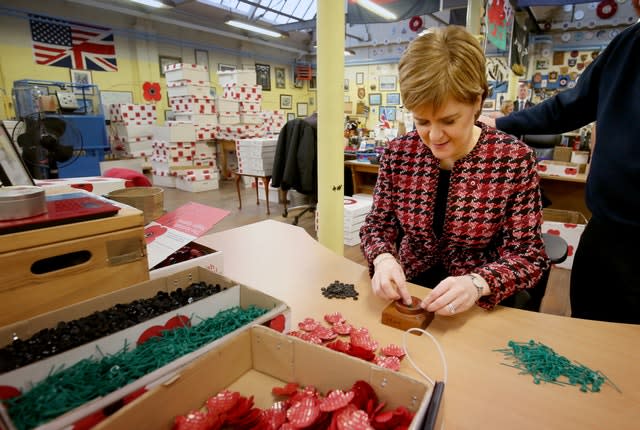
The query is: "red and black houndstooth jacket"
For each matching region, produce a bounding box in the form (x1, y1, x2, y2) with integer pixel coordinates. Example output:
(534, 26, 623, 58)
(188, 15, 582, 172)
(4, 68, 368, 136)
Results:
(360, 123, 549, 309)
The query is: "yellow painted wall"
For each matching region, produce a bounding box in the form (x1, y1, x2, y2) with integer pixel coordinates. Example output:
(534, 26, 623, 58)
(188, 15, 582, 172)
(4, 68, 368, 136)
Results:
(0, 4, 312, 122)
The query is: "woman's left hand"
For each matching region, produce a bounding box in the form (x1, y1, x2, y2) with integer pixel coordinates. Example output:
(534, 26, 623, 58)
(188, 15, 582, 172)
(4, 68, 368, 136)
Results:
(420, 276, 477, 316)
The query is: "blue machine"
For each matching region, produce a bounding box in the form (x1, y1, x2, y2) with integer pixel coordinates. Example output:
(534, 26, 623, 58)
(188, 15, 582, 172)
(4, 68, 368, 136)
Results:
(12, 79, 109, 178)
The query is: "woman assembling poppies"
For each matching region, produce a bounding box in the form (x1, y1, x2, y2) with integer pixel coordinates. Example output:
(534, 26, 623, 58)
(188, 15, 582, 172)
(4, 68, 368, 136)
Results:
(360, 26, 549, 316)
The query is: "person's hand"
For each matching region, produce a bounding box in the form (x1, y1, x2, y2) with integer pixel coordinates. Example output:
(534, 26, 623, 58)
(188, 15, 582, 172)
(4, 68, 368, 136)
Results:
(421, 276, 478, 316)
(371, 254, 412, 305)
(478, 114, 496, 128)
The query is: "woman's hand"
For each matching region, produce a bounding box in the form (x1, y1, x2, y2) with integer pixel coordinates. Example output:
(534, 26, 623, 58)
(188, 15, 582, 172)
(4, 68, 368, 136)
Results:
(371, 254, 412, 305)
(421, 276, 479, 316)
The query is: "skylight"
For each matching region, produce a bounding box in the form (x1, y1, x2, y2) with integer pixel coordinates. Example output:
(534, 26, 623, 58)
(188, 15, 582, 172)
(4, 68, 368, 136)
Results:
(197, 0, 317, 26)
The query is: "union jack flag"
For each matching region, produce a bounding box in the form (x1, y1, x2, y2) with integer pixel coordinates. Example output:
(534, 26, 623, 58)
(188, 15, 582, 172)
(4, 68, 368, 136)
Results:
(29, 14, 118, 72)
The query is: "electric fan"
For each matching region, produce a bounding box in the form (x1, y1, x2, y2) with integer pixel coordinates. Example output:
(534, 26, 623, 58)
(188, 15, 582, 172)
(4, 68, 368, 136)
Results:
(13, 114, 81, 179)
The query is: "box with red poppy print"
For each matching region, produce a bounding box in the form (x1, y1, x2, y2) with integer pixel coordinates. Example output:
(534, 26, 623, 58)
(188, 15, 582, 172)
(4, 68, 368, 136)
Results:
(115, 121, 154, 139)
(164, 63, 210, 83)
(537, 160, 585, 178)
(167, 81, 210, 98)
(239, 101, 261, 113)
(90, 325, 432, 430)
(109, 103, 158, 123)
(0, 267, 291, 430)
(169, 96, 216, 114)
(542, 208, 588, 270)
(223, 83, 263, 102)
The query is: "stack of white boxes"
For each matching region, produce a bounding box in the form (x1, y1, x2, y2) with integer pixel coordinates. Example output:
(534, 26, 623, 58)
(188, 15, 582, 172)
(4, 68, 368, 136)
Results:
(261, 110, 287, 137)
(150, 125, 196, 188)
(216, 70, 265, 141)
(343, 194, 373, 246)
(235, 138, 278, 201)
(158, 62, 220, 192)
(108, 104, 157, 159)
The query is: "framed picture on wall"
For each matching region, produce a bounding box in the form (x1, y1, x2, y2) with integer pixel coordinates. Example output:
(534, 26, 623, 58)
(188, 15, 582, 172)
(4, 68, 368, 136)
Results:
(380, 106, 396, 121)
(379, 75, 397, 91)
(368, 93, 381, 105)
(386, 92, 400, 105)
(195, 49, 209, 68)
(287, 113, 295, 121)
(159, 55, 182, 77)
(70, 69, 93, 95)
(218, 63, 236, 72)
(482, 99, 496, 110)
(280, 94, 292, 109)
(275, 67, 286, 89)
(356, 72, 364, 85)
(255, 63, 271, 91)
(297, 102, 308, 117)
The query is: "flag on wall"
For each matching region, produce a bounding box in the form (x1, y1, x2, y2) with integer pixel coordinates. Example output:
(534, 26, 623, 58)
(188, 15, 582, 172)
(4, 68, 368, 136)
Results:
(29, 14, 118, 72)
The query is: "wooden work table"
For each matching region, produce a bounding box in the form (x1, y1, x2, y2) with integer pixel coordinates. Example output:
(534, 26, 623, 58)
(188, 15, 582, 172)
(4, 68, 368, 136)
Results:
(197, 220, 639, 430)
(345, 160, 379, 194)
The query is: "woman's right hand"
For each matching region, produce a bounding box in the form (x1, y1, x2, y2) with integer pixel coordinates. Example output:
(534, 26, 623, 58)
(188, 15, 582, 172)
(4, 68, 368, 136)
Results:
(371, 254, 412, 305)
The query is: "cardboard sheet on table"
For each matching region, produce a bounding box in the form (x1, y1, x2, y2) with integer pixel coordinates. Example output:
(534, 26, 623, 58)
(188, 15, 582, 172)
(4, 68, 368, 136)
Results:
(144, 202, 229, 268)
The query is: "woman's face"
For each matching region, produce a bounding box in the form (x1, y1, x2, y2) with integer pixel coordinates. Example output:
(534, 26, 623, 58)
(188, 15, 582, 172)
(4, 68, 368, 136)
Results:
(412, 96, 481, 167)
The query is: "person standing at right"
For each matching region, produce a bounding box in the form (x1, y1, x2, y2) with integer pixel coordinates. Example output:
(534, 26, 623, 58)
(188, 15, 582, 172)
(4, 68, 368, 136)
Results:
(480, 0, 640, 324)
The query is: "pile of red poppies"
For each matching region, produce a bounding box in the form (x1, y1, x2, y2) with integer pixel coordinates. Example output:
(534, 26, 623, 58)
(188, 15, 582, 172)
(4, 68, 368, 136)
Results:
(288, 313, 406, 371)
(174, 380, 415, 430)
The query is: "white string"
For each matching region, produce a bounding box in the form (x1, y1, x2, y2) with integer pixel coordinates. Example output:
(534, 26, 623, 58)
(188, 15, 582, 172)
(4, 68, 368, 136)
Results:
(402, 328, 448, 386)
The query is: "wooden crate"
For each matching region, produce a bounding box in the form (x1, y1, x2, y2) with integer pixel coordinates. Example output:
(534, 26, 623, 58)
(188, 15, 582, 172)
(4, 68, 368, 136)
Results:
(0, 206, 149, 327)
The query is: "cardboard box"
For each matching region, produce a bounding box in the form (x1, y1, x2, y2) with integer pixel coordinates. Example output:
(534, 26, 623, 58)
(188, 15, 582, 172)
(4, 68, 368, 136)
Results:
(0, 268, 290, 430)
(35, 176, 127, 195)
(149, 243, 224, 278)
(542, 208, 588, 269)
(0, 205, 148, 326)
(163, 63, 209, 83)
(167, 82, 210, 98)
(552, 146, 572, 162)
(217, 70, 256, 86)
(537, 160, 585, 177)
(176, 176, 220, 192)
(93, 325, 431, 430)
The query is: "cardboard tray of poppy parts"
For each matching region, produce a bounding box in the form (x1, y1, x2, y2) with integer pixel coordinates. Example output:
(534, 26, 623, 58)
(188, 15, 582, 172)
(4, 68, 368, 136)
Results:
(92, 325, 434, 430)
(149, 241, 224, 279)
(0, 267, 291, 430)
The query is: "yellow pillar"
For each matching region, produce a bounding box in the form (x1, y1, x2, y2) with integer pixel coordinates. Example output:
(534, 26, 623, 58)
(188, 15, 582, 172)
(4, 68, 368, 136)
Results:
(316, 0, 344, 254)
(466, 0, 483, 35)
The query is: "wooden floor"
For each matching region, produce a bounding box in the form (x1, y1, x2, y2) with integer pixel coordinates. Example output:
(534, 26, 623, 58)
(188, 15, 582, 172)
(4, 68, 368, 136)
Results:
(161, 179, 570, 316)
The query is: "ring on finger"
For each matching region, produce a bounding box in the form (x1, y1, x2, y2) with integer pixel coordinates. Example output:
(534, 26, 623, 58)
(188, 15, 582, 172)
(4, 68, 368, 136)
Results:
(447, 303, 456, 314)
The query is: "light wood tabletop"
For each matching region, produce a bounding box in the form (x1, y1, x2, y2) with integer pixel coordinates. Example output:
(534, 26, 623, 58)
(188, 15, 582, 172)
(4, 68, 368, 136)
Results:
(197, 220, 639, 430)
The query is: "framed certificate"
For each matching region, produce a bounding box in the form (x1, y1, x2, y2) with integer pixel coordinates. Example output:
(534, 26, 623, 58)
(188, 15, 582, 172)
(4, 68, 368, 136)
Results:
(0, 122, 34, 185)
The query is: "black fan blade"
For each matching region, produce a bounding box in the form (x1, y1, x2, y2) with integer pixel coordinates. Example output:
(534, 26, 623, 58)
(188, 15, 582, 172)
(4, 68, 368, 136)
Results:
(42, 117, 66, 137)
(54, 144, 74, 163)
(40, 133, 59, 151)
(17, 133, 38, 150)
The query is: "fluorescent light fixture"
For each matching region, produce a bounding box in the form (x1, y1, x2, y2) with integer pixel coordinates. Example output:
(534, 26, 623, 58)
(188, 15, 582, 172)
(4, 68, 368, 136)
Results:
(357, 0, 397, 20)
(226, 20, 283, 38)
(129, 0, 170, 8)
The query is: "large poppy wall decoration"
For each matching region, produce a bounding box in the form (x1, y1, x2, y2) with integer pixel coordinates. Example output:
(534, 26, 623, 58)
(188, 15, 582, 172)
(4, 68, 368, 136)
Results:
(143, 81, 162, 102)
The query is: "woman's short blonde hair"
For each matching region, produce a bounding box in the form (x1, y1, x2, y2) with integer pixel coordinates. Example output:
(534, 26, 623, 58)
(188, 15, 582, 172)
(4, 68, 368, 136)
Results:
(500, 99, 515, 115)
(398, 26, 488, 114)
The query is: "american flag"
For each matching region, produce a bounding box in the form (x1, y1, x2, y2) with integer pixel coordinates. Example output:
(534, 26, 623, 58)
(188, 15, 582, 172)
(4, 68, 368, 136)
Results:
(29, 14, 118, 72)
